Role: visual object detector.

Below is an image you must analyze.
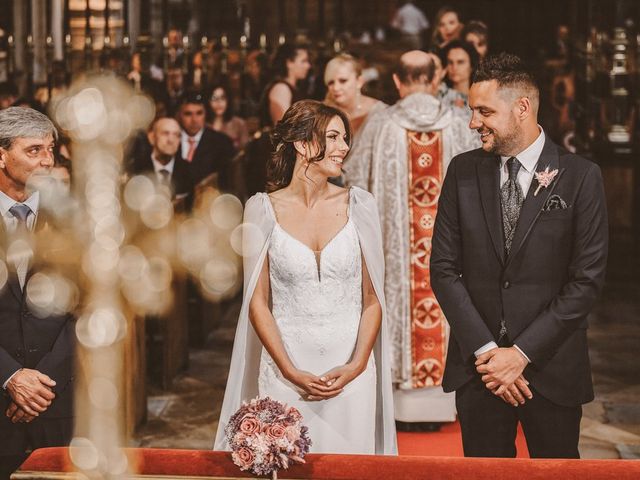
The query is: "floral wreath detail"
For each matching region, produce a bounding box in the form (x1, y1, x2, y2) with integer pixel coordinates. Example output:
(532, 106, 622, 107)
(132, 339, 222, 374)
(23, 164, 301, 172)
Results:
(225, 396, 311, 479)
(533, 166, 559, 196)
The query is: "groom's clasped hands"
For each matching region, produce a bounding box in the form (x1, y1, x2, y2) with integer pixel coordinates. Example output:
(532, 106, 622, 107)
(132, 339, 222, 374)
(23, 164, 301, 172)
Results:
(475, 347, 533, 407)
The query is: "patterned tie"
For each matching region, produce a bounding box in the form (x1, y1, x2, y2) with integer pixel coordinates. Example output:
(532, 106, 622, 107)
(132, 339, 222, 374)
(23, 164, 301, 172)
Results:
(9, 203, 31, 228)
(500, 157, 524, 256)
(186, 137, 197, 163)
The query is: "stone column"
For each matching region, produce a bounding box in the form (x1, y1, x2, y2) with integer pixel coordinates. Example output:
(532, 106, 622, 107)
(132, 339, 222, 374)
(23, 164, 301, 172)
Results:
(128, 0, 141, 49)
(297, 0, 306, 32)
(51, 0, 65, 62)
(150, 0, 164, 60)
(31, 0, 48, 85)
(12, 0, 28, 94)
(317, 0, 325, 38)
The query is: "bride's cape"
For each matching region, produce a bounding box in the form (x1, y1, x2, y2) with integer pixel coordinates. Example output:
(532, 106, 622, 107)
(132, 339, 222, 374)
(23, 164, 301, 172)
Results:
(213, 186, 398, 455)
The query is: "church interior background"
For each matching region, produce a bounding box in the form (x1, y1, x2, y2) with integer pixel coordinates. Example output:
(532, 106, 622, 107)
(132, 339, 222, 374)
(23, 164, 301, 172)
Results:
(0, 0, 638, 469)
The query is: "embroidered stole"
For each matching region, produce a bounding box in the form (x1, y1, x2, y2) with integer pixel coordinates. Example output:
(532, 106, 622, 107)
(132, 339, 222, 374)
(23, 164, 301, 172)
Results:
(407, 130, 447, 388)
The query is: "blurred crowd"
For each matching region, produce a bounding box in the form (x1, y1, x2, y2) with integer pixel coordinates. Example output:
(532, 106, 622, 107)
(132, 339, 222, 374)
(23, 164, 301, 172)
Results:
(0, 2, 505, 207)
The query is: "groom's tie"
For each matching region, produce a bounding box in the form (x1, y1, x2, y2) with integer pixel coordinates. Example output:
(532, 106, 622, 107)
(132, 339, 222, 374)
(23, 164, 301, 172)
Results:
(501, 157, 524, 256)
(499, 157, 523, 343)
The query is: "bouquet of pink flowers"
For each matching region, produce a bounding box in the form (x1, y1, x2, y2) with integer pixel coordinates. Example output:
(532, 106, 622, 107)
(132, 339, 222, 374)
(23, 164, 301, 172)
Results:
(224, 396, 312, 479)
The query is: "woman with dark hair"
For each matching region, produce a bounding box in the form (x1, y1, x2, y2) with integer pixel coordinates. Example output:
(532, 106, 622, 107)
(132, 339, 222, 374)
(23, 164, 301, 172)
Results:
(215, 100, 397, 455)
(239, 50, 269, 118)
(441, 40, 479, 112)
(462, 20, 489, 60)
(207, 84, 249, 150)
(260, 43, 311, 127)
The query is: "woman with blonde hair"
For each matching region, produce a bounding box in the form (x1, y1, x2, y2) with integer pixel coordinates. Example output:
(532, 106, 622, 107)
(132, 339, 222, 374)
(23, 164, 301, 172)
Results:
(323, 54, 386, 139)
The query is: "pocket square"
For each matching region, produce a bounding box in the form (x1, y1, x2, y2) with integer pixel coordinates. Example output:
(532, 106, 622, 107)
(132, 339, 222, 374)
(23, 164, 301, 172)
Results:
(543, 194, 568, 211)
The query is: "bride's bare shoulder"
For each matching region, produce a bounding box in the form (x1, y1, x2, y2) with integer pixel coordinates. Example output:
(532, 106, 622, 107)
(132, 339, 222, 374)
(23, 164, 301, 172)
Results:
(267, 188, 290, 202)
(326, 184, 349, 201)
(267, 188, 296, 218)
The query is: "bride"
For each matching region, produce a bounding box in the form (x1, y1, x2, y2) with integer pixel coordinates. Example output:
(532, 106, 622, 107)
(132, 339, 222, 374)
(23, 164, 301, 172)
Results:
(214, 100, 397, 455)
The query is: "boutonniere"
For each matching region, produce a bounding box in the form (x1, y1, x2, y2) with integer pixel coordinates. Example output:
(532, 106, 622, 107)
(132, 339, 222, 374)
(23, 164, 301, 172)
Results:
(533, 167, 559, 196)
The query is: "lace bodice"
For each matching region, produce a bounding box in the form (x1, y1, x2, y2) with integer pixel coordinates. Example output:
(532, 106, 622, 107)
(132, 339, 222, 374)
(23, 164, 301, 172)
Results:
(269, 219, 362, 319)
(264, 219, 363, 361)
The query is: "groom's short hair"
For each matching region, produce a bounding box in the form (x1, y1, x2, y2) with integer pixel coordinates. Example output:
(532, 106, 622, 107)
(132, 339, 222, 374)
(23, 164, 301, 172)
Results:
(473, 53, 539, 112)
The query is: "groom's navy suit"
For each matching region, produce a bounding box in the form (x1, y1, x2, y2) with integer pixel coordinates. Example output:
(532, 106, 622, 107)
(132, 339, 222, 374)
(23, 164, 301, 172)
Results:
(431, 137, 608, 456)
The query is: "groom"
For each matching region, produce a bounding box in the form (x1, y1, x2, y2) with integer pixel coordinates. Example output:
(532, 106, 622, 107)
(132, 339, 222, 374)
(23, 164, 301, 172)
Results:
(431, 53, 608, 458)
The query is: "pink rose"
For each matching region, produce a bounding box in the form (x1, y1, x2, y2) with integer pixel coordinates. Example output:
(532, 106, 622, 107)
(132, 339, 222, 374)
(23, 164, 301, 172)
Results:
(286, 407, 302, 421)
(239, 416, 260, 435)
(232, 447, 255, 470)
(266, 423, 286, 441)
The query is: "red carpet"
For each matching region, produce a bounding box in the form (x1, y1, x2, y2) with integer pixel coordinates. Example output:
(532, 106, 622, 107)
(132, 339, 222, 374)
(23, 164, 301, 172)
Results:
(397, 421, 530, 457)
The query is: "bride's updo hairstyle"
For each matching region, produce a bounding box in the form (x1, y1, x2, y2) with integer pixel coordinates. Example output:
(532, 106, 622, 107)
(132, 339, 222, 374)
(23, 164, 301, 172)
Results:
(267, 99, 351, 192)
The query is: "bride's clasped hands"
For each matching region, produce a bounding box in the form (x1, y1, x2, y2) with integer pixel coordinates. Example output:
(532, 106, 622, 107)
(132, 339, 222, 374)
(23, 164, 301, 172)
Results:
(288, 362, 365, 401)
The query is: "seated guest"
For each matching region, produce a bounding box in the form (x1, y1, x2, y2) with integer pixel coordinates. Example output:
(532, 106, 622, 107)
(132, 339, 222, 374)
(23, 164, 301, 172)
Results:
(239, 50, 269, 119)
(431, 5, 463, 50)
(441, 40, 479, 115)
(177, 93, 236, 190)
(324, 53, 386, 140)
(163, 65, 186, 117)
(260, 43, 311, 128)
(129, 117, 192, 200)
(0, 107, 76, 478)
(0, 83, 19, 110)
(208, 84, 249, 150)
(52, 155, 72, 194)
(462, 20, 490, 60)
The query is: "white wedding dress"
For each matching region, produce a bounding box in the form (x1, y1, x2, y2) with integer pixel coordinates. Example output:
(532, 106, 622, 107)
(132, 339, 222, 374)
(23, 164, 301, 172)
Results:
(258, 218, 377, 454)
(213, 188, 397, 455)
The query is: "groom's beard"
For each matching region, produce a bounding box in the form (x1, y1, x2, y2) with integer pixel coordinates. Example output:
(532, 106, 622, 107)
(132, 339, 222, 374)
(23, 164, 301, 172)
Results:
(486, 124, 522, 156)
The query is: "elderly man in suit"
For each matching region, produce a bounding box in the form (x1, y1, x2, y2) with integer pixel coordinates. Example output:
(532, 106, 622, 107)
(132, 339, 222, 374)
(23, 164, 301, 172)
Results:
(129, 117, 193, 200)
(0, 107, 75, 477)
(176, 93, 236, 190)
(431, 53, 608, 458)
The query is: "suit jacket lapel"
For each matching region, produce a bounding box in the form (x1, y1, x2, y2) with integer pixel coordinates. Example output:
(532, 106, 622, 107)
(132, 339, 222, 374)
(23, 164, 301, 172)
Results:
(506, 138, 564, 266)
(478, 155, 505, 265)
(1, 221, 23, 301)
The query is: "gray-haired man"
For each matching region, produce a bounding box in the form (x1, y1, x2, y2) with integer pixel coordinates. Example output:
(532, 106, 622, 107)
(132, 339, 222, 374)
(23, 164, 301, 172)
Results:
(0, 107, 75, 477)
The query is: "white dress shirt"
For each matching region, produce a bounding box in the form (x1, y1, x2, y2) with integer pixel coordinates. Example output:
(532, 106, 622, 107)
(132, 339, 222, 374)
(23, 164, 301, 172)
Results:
(0, 190, 39, 289)
(181, 128, 204, 160)
(151, 155, 175, 183)
(474, 127, 546, 363)
(499, 127, 546, 196)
